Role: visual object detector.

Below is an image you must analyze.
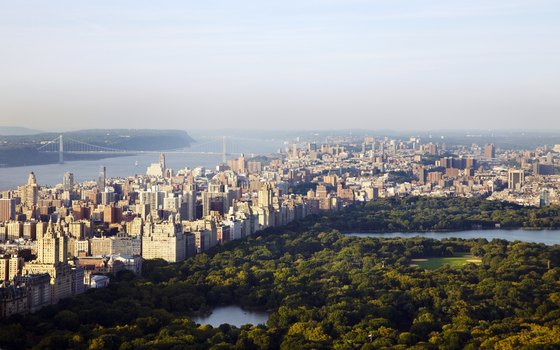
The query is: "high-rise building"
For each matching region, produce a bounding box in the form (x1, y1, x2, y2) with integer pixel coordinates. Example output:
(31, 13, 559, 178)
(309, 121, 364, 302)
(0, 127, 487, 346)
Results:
(440, 157, 477, 170)
(97, 166, 106, 191)
(417, 166, 427, 185)
(534, 162, 555, 176)
(19, 172, 38, 208)
(0, 198, 16, 222)
(141, 214, 186, 262)
(23, 221, 37, 240)
(23, 219, 77, 303)
(227, 154, 247, 174)
(508, 169, 525, 190)
(183, 187, 197, 221)
(159, 153, 166, 171)
(63, 172, 74, 192)
(90, 236, 141, 257)
(258, 183, 274, 207)
(484, 144, 496, 159)
(6, 222, 23, 241)
(202, 183, 233, 217)
(0, 255, 23, 282)
(103, 204, 122, 224)
(139, 189, 166, 215)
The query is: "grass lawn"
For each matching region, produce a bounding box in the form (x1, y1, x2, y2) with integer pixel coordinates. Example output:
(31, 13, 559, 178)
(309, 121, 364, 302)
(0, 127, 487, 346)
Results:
(410, 253, 482, 270)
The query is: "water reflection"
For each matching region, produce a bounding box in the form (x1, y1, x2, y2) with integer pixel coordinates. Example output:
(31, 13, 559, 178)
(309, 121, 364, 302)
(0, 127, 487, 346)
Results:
(192, 305, 269, 327)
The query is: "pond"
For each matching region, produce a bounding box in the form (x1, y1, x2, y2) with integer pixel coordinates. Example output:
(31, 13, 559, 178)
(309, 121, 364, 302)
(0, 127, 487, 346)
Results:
(192, 305, 269, 327)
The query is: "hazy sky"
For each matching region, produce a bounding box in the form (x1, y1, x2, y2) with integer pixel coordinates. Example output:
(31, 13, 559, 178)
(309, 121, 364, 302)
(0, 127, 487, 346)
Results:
(0, 0, 559, 131)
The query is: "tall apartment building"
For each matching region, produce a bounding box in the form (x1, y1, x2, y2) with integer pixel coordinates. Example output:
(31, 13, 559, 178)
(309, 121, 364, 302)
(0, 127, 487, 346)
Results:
(18, 172, 38, 208)
(139, 189, 165, 216)
(141, 214, 186, 262)
(508, 169, 525, 190)
(484, 144, 496, 159)
(0, 255, 23, 282)
(0, 198, 16, 222)
(97, 166, 106, 191)
(182, 187, 197, 221)
(22, 219, 77, 304)
(63, 172, 74, 192)
(90, 235, 141, 257)
(202, 183, 233, 217)
(6, 221, 23, 241)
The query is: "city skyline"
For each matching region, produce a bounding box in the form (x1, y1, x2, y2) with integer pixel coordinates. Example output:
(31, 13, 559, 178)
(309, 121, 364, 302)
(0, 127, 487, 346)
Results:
(1, 1, 560, 347)
(1, 0, 559, 130)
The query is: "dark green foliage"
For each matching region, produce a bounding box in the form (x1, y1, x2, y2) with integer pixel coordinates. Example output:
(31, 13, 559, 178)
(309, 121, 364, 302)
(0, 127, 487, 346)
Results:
(325, 196, 560, 232)
(2, 197, 560, 349)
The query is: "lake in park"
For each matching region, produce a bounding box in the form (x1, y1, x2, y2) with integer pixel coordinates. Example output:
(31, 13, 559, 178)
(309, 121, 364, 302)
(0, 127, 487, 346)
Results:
(192, 305, 269, 327)
(348, 229, 560, 245)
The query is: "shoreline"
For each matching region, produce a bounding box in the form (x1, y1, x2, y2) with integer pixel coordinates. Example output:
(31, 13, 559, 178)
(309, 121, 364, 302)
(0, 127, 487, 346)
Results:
(344, 227, 560, 234)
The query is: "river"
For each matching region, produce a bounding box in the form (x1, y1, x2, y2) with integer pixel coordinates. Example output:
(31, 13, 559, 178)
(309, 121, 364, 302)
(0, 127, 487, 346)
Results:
(0, 137, 282, 190)
(348, 229, 560, 245)
(192, 305, 269, 327)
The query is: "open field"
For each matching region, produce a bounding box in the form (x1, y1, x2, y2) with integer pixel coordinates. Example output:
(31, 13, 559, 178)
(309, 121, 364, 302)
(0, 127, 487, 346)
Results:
(411, 254, 482, 270)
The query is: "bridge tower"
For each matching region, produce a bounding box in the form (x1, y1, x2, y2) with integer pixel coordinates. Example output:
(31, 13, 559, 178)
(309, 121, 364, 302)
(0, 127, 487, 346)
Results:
(222, 136, 227, 164)
(59, 134, 64, 164)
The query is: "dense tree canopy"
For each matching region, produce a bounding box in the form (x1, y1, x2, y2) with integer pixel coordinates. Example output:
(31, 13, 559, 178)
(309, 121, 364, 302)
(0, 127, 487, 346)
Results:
(325, 196, 560, 232)
(2, 197, 560, 349)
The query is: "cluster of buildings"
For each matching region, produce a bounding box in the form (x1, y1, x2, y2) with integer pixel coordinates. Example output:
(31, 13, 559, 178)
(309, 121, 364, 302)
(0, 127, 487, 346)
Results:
(0, 136, 559, 317)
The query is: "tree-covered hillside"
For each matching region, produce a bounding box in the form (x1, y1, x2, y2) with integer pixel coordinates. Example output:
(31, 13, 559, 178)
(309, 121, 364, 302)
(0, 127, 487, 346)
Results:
(0, 129, 194, 166)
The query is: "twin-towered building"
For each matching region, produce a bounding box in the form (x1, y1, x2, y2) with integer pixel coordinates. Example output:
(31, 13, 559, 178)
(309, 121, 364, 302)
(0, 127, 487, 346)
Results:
(1, 218, 85, 317)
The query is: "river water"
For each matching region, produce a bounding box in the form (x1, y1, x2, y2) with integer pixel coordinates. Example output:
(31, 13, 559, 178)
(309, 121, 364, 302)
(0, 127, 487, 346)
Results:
(348, 229, 560, 245)
(192, 305, 269, 327)
(0, 138, 282, 190)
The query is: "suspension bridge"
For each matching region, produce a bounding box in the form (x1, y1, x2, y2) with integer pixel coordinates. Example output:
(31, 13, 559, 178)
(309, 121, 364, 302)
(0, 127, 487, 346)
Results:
(36, 134, 271, 164)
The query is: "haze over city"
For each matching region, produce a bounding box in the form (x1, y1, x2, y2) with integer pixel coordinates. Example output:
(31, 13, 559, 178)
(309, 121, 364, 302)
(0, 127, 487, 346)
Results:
(1, 0, 559, 131)
(3, 2, 560, 348)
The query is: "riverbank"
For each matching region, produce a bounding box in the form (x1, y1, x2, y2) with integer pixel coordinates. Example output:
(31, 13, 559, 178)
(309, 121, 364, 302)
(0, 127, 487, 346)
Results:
(343, 226, 560, 234)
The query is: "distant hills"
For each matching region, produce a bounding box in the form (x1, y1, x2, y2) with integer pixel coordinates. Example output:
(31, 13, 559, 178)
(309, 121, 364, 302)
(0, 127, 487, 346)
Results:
(0, 126, 43, 136)
(0, 129, 194, 167)
(60, 129, 195, 151)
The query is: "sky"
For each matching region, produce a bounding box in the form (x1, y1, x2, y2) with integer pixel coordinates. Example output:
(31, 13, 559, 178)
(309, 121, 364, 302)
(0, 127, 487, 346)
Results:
(0, 0, 559, 131)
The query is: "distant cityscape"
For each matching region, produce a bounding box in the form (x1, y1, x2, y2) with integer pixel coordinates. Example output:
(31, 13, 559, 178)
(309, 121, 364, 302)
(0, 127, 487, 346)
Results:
(0, 134, 559, 317)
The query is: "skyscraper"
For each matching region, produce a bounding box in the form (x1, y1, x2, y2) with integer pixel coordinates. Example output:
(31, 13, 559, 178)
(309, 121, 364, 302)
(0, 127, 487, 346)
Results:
(19, 172, 38, 208)
(0, 254, 23, 282)
(508, 169, 525, 190)
(0, 198, 16, 222)
(24, 219, 75, 303)
(484, 144, 496, 159)
(258, 183, 274, 208)
(63, 172, 74, 192)
(159, 153, 166, 172)
(97, 166, 106, 191)
(141, 214, 186, 263)
(183, 185, 197, 221)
